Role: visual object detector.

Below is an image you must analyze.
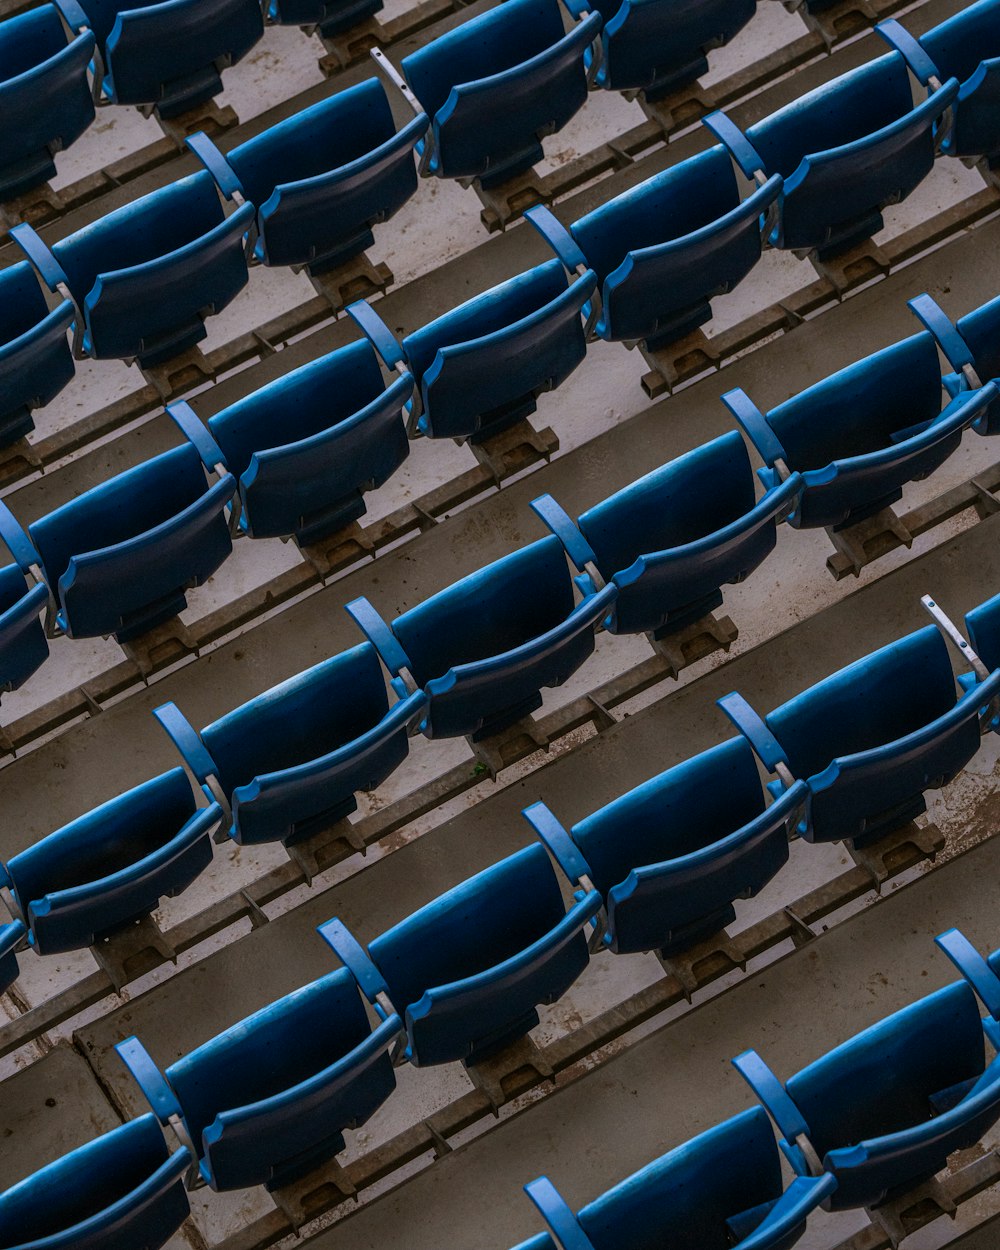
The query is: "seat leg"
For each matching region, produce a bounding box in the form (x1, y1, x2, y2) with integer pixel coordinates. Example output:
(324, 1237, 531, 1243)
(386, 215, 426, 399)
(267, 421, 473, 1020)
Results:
(474, 162, 550, 234)
(297, 517, 375, 581)
(467, 419, 559, 486)
(307, 251, 394, 313)
(647, 610, 737, 680)
(468, 709, 550, 781)
(271, 1146, 356, 1232)
(92, 913, 176, 994)
(284, 812, 367, 886)
(657, 921, 746, 1003)
(867, 1172, 957, 1249)
(118, 607, 199, 676)
(825, 504, 913, 579)
(465, 1026, 553, 1112)
(845, 819, 944, 892)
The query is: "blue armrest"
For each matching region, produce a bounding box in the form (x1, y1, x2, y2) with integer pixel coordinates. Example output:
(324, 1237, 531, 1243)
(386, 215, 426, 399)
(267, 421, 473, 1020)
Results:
(717, 692, 790, 775)
(9, 225, 70, 295)
(115, 1036, 183, 1123)
(522, 801, 595, 888)
(153, 702, 218, 787)
(524, 1177, 595, 1250)
(936, 928, 1000, 1020)
(702, 112, 767, 182)
(721, 389, 789, 469)
(53, 0, 92, 32)
(524, 205, 589, 274)
(186, 132, 246, 204)
(0, 501, 43, 576)
(908, 294, 979, 382)
(733, 1049, 811, 1143)
(347, 300, 408, 371)
(346, 597, 414, 680)
(876, 19, 942, 88)
(167, 401, 229, 474)
(316, 917, 392, 1008)
(530, 495, 599, 575)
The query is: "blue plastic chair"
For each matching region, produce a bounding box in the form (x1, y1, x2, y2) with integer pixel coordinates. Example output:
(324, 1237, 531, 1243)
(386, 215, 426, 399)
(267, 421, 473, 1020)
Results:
(187, 81, 428, 276)
(347, 258, 596, 443)
(531, 432, 803, 639)
(0, 1113, 191, 1250)
(154, 643, 427, 847)
(718, 619, 1000, 846)
(722, 334, 998, 532)
(116, 965, 402, 1191)
(514, 1108, 836, 1250)
(0, 769, 220, 956)
(319, 841, 602, 1067)
(525, 149, 781, 350)
(704, 45, 958, 257)
(385, 0, 602, 186)
(0, 6, 95, 200)
(523, 737, 806, 957)
(734, 946, 1000, 1210)
(267, 0, 382, 38)
(8, 402, 236, 642)
(10, 171, 255, 366)
(0, 505, 49, 698)
(347, 535, 617, 741)
(53, 0, 263, 118)
(205, 340, 412, 544)
(0, 262, 74, 449)
(0, 919, 25, 996)
(909, 291, 1000, 435)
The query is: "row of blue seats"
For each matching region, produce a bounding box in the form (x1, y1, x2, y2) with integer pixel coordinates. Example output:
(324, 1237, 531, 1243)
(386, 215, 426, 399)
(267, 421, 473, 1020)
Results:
(0, 0, 759, 203)
(5, 1, 999, 450)
(3, 914, 1000, 1247)
(1, 282, 997, 706)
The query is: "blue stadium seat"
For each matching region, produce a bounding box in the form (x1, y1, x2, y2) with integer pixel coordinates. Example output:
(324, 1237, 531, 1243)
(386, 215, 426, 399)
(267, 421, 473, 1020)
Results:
(11, 402, 236, 642)
(319, 841, 602, 1067)
(514, 1108, 836, 1250)
(10, 171, 255, 366)
(734, 953, 1000, 1209)
(578, 0, 756, 100)
(522, 737, 806, 957)
(0, 262, 74, 449)
(0, 6, 95, 201)
(346, 536, 617, 741)
(530, 432, 803, 639)
(0, 769, 220, 956)
(704, 49, 958, 257)
(267, 0, 382, 38)
(718, 619, 1000, 846)
(53, 0, 263, 118)
(386, 0, 602, 186)
(347, 258, 596, 443)
(153, 643, 427, 846)
(0, 919, 25, 996)
(0, 1113, 191, 1250)
(205, 339, 412, 544)
(0, 504, 49, 697)
(721, 335, 998, 532)
(909, 291, 1000, 435)
(115, 965, 402, 1191)
(187, 81, 428, 275)
(525, 150, 781, 350)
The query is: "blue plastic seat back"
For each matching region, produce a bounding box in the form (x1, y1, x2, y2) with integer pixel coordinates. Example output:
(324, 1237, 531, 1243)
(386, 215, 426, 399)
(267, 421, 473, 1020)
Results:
(202, 642, 407, 845)
(402, 0, 597, 183)
(0, 562, 48, 694)
(572, 738, 791, 955)
(590, 0, 755, 98)
(762, 332, 957, 529)
(0, 920, 23, 995)
(768, 626, 984, 844)
(922, 0, 1000, 162)
(209, 340, 410, 544)
(166, 968, 396, 1190)
(54, 170, 252, 364)
(0, 261, 74, 448)
(228, 81, 426, 272)
(392, 535, 606, 740)
(4, 767, 214, 955)
(787, 981, 995, 1208)
(403, 259, 594, 441)
(29, 440, 233, 640)
(966, 591, 1000, 674)
(571, 146, 777, 348)
(0, 6, 95, 199)
(370, 842, 589, 1066)
(85, 0, 263, 116)
(0, 1113, 190, 1250)
(747, 54, 954, 254)
(268, 0, 382, 38)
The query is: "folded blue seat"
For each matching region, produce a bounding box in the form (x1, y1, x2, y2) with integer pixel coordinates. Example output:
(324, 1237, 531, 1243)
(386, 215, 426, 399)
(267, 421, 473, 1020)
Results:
(515, 1108, 835, 1250)
(154, 643, 427, 846)
(347, 535, 617, 741)
(347, 258, 596, 442)
(2, 402, 236, 642)
(735, 937, 1000, 1210)
(909, 291, 1000, 435)
(188, 81, 428, 275)
(0, 262, 74, 449)
(204, 341, 412, 544)
(387, 0, 602, 186)
(722, 333, 998, 532)
(0, 6, 95, 201)
(54, 0, 263, 118)
(704, 47, 958, 257)
(319, 841, 601, 1067)
(11, 171, 255, 367)
(0, 508, 49, 697)
(523, 737, 806, 957)
(0, 769, 220, 956)
(0, 919, 25, 996)
(0, 1114, 191, 1250)
(116, 965, 402, 1191)
(267, 0, 382, 38)
(525, 148, 781, 350)
(718, 619, 1000, 846)
(531, 432, 802, 639)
